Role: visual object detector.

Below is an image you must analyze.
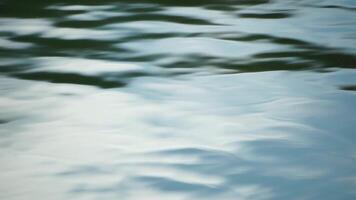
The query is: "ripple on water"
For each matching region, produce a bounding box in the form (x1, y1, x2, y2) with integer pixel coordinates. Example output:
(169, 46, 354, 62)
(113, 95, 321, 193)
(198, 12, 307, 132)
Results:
(1, 0, 356, 200)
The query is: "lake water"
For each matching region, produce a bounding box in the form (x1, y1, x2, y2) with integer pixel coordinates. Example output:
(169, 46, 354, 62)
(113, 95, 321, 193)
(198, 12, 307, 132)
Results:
(1, 0, 356, 199)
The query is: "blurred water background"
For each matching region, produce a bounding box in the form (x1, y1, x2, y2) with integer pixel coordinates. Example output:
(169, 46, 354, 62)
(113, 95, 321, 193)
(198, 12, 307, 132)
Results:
(1, 0, 356, 199)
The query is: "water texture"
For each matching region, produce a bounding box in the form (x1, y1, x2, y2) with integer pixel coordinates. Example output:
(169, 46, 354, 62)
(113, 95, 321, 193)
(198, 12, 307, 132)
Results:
(0, 0, 356, 200)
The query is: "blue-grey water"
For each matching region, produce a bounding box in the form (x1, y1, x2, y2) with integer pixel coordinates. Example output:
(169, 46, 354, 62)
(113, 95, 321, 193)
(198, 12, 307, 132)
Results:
(1, 0, 356, 199)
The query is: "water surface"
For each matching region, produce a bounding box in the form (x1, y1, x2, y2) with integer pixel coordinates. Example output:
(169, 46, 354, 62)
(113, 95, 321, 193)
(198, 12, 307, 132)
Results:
(1, 0, 356, 200)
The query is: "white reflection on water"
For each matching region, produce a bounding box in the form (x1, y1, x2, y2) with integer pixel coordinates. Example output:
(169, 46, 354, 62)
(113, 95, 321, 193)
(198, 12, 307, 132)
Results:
(28, 57, 146, 75)
(0, 18, 52, 36)
(1, 68, 356, 200)
(42, 27, 119, 40)
(1, 0, 356, 199)
(47, 5, 115, 12)
(0, 38, 33, 50)
(121, 37, 278, 58)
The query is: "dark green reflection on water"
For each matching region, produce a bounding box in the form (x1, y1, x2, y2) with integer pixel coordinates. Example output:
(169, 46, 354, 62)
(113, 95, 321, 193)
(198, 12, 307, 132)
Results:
(0, 0, 356, 200)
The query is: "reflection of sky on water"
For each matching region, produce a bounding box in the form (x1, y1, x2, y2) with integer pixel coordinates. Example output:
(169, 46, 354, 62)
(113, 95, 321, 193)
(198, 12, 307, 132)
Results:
(1, 69, 356, 200)
(121, 37, 279, 58)
(1, 0, 356, 199)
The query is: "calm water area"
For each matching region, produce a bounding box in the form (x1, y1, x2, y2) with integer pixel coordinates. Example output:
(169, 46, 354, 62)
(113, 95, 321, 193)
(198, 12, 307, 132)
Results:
(1, 0, 356, 199)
